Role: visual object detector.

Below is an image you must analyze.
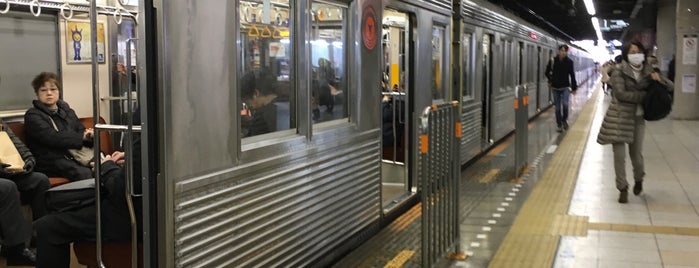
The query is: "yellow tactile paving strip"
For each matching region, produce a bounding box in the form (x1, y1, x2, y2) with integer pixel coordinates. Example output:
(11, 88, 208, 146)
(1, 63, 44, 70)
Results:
(383, 250, 416, 268)
(588, 222, 699, 236)
(488, 86, 602, 268)
(550, 215, 589, 237)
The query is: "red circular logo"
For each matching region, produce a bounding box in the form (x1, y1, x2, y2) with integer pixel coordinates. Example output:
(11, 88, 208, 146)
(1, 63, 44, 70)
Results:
(362, 6, 377, 50)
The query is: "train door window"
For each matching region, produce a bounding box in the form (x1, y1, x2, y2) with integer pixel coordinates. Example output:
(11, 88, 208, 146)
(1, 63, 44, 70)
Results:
(311, 1, 347, 124)
(512, 41, 520, 87)
(462, 29, 474, 100)
(431, 25, 446, 100)
(239, 0, 294, 139)
(500, 39, 511, 92)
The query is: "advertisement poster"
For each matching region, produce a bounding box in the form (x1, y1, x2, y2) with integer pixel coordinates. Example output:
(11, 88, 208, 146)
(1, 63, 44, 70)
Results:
(66, 20, 106, 64)
(682, 74, 696, 93)
(682, 36, 697, 65)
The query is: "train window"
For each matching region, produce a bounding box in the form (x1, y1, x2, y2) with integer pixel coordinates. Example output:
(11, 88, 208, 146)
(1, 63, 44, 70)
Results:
(500, 39, 511, 92)
(239, 0, 294, 139)
(462, 30, 474, 99)
(311, 1, 347, 124)
(431, 25, 446, 100)
(0, 12, 59, 111)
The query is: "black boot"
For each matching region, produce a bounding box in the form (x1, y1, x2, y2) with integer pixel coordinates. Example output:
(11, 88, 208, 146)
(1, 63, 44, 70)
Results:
(5, 244, 36, 266)
(633, 181, 643, 195)
(618, 187, 628, 203)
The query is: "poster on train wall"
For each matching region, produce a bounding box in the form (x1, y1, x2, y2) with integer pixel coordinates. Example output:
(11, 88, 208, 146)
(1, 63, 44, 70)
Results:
(65, 20, 106, 64)
(682, 35, 697, 65)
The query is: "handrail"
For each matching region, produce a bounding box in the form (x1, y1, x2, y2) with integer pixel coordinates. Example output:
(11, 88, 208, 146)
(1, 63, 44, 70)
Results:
(88, 0, 104, 266)
(29, 0, 40, 17)
(124, 37, 139, 268)
(94, 124, 142, 132)
(0, 0, 138, 18)
(100, 96, 129, 101)
(60, 2, 72, 20)
(0, 0, 9, 14)
(381, 91, 406, 96)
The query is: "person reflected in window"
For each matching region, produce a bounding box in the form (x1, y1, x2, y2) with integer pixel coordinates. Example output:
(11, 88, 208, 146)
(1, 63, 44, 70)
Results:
(241, 70, 278, 137)
(596, 41, 673, 203)
(24, 72, 94, 181)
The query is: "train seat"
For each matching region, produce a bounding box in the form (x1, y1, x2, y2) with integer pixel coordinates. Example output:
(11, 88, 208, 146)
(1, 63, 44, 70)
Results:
(6, 117, 114, 188)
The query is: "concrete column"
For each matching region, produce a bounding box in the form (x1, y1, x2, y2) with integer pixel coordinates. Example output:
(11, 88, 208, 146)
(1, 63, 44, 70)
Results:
(655, 0, 676, 74)
(673, 0, 699, 119)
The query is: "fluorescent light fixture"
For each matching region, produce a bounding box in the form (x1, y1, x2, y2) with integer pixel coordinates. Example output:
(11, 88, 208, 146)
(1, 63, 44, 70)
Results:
(612, 40, 622, 46)
(591, 17, 603, 41)
(280, 38, 290, 44)
(584, 0, 596, 15)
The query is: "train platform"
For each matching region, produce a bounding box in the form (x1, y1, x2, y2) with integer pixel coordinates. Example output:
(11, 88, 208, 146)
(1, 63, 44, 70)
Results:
(333, 81, 699, 268)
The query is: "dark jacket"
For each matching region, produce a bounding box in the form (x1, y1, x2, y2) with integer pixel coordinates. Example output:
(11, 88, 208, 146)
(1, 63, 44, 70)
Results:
(24, 100, 88, 167)
(99, 139, 142, 236)
(0, 121, 36, 177)
(545, 56, 578, 91)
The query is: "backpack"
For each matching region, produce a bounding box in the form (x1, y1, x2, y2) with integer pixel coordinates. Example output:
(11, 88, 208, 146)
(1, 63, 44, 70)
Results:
(643, 80, 672, 121)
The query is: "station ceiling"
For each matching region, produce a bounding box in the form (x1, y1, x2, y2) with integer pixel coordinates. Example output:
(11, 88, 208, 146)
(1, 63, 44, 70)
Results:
(485, 0, 655, 42)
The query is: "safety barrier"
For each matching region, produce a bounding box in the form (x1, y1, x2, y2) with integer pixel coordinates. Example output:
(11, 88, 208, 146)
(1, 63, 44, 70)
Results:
(418, 102, 466, 267)
(514, 85, 529, 179)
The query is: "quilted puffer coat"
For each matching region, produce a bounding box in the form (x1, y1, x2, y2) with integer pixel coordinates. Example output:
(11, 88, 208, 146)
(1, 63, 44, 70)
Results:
(597, 61, 673, 144)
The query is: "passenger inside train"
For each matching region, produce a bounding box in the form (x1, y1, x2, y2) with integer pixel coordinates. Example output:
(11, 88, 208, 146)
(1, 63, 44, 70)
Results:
(34, 139, 143, 268)
(241, 69, 279, 137)
(24, 72, 95, 182)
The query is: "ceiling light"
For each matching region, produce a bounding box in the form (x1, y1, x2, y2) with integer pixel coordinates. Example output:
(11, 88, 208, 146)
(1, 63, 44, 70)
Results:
(591, 17, 603, 41)
(583, 0, 596, 15)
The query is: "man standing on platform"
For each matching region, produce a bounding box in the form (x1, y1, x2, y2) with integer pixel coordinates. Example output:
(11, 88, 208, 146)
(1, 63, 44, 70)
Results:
(545, 44, 578, 132)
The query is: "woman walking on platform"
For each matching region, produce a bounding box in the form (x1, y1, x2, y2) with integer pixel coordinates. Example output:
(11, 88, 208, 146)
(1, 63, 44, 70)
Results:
(597, 41, 674, 203)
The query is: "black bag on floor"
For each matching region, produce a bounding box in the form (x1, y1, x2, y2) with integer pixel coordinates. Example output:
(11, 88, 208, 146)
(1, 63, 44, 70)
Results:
(45, 179, 96, 213)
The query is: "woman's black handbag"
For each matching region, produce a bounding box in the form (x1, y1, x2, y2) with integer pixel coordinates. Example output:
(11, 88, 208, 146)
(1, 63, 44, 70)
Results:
(45, 179, 96, 213)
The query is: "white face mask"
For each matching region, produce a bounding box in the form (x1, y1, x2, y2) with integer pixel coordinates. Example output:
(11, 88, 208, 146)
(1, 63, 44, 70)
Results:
(627, 53, 645, 66)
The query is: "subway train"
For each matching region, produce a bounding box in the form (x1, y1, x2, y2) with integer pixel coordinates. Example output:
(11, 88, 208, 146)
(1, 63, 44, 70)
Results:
(0, 0, 595, 267)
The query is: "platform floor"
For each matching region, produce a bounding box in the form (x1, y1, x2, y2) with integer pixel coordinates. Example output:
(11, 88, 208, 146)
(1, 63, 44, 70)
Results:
(334, 81, 699, 268)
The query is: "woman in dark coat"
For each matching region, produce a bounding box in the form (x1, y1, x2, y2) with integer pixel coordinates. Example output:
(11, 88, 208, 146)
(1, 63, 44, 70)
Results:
(597, 41, 673, 203)
(24, 72, 94, 181)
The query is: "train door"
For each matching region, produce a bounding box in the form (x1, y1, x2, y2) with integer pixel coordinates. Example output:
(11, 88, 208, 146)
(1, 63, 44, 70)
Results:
(459, 25, 481, 163)
(481, 33, 493, 144)
(380, 9, 413, 208)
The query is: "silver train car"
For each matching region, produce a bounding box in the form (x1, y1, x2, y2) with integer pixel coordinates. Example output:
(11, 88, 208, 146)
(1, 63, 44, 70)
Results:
(0, 0, 594, 267)
(143, 0, 595, 266)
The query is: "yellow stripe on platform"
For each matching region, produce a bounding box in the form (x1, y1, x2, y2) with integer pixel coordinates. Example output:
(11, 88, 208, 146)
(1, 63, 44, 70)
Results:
(479, 169, 501, 183)
(384, 250, 415, 268)
(488, 85, 603, 268)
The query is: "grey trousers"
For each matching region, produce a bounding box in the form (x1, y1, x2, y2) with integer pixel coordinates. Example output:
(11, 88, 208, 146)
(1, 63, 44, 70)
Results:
(612, 116, 645, 191)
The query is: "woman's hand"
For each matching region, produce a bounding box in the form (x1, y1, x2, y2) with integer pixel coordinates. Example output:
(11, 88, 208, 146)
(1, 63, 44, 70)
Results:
(651, 72, 661, 81)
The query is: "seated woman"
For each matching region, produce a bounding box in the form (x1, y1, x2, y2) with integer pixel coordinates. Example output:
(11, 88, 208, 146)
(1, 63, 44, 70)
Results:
(24, 72, 94, 181)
